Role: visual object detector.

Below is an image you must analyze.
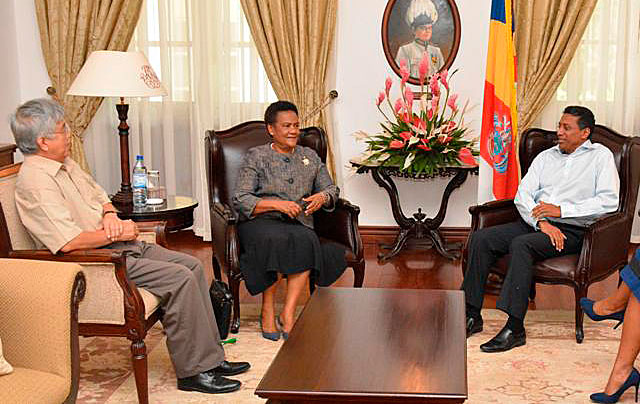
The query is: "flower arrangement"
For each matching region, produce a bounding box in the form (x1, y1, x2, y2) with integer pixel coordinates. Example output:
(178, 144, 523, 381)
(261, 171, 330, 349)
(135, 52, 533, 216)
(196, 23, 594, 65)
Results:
(355, 54, 478, 176)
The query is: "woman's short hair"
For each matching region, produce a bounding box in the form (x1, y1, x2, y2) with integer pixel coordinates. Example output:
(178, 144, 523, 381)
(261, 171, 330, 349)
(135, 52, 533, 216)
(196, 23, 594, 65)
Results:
(9, 98, 65, 155)
(264, 101, 298, 126)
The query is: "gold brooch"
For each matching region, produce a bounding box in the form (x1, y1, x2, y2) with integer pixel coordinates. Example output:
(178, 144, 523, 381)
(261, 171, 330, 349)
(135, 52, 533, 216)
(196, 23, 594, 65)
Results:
(302, 156, 309, 166)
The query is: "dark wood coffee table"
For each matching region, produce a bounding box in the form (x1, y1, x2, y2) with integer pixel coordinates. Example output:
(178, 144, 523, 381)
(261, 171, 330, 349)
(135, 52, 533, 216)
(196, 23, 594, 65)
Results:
(256, 288, 467, 403)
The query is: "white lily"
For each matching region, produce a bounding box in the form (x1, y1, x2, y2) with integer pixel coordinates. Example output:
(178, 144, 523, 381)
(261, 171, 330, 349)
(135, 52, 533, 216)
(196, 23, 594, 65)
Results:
(402, 153, 416, 170)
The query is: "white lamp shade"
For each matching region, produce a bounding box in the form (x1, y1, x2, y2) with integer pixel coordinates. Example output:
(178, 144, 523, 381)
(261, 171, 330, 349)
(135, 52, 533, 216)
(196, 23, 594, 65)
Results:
(67, 51, 168, 98)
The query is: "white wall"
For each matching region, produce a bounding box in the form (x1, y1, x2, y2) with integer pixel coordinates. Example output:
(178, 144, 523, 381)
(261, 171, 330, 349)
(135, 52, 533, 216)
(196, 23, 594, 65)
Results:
(0, 0, 20, 146)
(0, 0, 50, 159)
(329, 0, 491, 227)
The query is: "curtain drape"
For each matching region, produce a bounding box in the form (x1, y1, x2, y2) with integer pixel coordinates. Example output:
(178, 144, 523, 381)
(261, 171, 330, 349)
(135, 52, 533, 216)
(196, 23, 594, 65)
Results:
(83, 0, 276, 241)
(240, 0, 338, 178)
(533, 0, 640, 242)
(35, 0, 143, 172)
(514, 0, 597, 132)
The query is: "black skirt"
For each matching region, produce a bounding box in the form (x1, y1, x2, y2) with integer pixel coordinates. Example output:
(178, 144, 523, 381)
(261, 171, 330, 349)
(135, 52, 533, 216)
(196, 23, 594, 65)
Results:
(237, 217, 347, 295)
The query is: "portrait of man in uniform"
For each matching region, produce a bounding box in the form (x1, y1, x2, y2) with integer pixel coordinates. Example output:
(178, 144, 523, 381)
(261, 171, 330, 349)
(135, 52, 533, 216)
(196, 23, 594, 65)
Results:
(382, 0, 461, 85)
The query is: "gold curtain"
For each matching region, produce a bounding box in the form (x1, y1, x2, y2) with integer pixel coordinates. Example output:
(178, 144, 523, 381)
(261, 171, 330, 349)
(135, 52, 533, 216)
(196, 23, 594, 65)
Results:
(515, 0, 597, 131)
(35, 0, 143, 172)
(240, 0, 338, 178)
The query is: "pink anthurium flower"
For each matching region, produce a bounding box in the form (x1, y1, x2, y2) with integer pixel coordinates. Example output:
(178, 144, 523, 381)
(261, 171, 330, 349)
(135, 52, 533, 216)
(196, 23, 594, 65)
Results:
(376, 91, 386, 106)
(389, 140, 405, 149)
(458, 147, 477, 166)
(385, 77, 393, 95)
(399, 131, 412, 141)
(417, 139, 432, 151)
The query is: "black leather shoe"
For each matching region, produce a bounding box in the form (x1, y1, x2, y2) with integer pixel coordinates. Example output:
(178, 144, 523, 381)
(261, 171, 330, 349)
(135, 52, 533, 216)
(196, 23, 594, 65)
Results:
(466, 316, 483, 338)
(212, 360, 251, 376)
(177, 372, 241, 394)
(480, 326, 526, 353)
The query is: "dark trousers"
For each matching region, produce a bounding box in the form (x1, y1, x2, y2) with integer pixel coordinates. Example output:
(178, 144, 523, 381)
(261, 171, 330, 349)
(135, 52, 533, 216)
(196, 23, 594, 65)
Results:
(109, 241, 225, 378)
(461, 219, 584, 320)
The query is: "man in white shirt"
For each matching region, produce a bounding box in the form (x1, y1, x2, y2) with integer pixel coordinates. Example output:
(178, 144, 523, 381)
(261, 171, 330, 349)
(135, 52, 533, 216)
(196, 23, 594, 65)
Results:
(462, 106, 620, 353)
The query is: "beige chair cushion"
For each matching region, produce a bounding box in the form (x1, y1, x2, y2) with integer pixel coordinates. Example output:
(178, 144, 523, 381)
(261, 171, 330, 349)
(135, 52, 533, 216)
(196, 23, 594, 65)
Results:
(0, 368, 68, 404)
(0, 168, 37, 250)
(0, 337, 13, 375)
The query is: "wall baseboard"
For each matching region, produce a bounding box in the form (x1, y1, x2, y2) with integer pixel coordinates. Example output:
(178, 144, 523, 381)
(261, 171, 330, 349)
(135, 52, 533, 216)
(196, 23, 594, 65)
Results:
(359, 226, 470, 245)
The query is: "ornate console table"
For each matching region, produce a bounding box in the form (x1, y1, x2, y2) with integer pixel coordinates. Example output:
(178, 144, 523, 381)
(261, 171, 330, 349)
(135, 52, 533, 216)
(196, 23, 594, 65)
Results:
(352, 161, 478, 261)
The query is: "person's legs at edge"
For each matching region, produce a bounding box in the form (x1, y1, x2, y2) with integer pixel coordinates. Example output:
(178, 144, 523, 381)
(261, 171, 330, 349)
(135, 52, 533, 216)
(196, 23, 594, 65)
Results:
(603, 293, 640, 395)
(280, 270, 310, 333)
(261, 278, 279, 333)
(593, 283, 632, 317)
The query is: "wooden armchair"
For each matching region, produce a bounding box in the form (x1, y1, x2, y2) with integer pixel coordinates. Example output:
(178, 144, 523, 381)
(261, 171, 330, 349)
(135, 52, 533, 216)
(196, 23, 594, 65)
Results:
(462, 125, 640, 343)
(0, 259, 85, 404)
(0, 163, 168, 404)
(205, 121, 365, 332)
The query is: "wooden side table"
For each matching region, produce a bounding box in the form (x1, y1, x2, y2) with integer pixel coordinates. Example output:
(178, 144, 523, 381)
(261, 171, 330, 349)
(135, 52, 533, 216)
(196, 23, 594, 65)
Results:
(352, 162, 477, 261)
(117, 195, 198, 232)
(0, 144, 17, 168)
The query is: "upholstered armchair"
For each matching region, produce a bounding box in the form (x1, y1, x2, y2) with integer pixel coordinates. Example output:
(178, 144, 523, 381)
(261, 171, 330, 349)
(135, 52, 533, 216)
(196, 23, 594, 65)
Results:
(462, 125, 640, 343)
(0, 259, 85, 404)
(0, 163, 168, 404)
(205, 121, 365, 332)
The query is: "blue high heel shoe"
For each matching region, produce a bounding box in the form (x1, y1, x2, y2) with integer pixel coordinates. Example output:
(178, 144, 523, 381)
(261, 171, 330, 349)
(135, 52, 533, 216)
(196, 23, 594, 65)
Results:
(276, 317, 289, 341)
(580, 298, 625, 329)
(260, 320, 280, 341)
(591, 368, 640, 403)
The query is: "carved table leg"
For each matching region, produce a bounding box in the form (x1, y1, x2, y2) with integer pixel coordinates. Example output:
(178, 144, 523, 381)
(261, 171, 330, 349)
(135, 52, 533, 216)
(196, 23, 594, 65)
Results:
(378, 228, 412, 261)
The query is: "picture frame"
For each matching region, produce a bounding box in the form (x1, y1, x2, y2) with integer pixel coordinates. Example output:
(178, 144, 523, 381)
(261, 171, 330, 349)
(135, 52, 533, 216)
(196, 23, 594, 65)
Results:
(382, 0, 461, 86)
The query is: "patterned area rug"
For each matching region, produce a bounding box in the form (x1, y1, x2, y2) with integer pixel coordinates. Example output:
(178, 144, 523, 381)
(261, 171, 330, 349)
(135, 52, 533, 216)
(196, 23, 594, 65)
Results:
(76, 308, 634, 403)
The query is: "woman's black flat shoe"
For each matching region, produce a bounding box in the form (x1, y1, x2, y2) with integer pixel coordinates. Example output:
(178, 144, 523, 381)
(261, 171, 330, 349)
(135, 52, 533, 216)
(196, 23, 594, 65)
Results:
(580, 298, 625, 329)
(276, 316, 289, 340)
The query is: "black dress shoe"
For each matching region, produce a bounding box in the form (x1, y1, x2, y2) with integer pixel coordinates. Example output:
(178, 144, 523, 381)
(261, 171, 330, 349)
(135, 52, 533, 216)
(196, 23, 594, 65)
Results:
(212, 360, 251, 376)
(466, 316, 483, 338)
(480, 326, 526, 353)
(177, 372, 241, 394)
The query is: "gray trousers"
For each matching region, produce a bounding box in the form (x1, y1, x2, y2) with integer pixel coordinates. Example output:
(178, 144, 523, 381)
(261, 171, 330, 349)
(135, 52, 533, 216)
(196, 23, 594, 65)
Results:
(110, 241, 225, 378)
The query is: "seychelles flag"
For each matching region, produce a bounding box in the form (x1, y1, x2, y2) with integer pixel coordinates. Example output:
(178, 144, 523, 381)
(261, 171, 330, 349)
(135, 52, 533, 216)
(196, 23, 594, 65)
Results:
(479, 0, 519, 201)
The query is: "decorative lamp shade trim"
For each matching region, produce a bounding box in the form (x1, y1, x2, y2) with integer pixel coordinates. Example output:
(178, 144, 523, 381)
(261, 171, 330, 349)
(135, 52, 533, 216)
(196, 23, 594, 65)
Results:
(67, 51, 168, 98)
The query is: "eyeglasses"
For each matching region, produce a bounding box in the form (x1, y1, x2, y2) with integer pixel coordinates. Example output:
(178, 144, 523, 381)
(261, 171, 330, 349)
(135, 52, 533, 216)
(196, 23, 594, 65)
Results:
(49, 122, 71, 136)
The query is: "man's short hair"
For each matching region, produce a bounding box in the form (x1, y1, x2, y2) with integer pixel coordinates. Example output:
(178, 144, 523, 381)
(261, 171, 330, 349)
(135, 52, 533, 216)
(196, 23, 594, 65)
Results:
(264, 101, 298, 126)
(563, 105, 595, 137)
(9, 98, 65, 155)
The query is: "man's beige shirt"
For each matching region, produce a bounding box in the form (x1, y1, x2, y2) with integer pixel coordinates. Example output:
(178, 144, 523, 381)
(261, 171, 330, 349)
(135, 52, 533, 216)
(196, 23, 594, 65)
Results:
(15, 155, 111, 253)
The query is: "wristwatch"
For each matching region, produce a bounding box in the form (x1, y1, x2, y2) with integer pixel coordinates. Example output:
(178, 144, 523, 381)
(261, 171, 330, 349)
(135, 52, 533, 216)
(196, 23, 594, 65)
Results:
(102, 210, 118, 218)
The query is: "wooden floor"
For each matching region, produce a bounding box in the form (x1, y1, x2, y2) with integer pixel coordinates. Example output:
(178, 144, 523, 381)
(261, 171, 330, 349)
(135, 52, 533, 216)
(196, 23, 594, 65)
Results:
(167, 230, 633, 310)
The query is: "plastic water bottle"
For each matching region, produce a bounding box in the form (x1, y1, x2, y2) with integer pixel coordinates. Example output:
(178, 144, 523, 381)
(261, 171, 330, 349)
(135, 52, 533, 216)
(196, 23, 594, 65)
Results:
(132, 155, 147, 207)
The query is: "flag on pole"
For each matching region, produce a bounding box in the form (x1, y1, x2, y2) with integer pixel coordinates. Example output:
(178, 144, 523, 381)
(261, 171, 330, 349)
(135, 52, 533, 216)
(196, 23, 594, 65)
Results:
(479, 0, 519, 202)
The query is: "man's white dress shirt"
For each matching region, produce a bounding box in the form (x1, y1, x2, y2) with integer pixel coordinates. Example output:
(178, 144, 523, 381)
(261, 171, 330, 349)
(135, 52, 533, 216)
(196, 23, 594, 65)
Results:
(514, 140, 620, 229)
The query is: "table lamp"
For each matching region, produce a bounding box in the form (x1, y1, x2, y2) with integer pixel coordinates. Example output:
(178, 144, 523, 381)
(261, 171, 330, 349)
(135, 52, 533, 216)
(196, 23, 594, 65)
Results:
(67, 50, 167, 208)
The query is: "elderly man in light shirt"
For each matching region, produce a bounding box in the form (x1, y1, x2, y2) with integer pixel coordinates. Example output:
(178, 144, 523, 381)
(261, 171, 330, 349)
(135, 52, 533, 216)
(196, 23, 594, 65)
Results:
(462, 105, 620, 353)
(10, 98, 250, 395)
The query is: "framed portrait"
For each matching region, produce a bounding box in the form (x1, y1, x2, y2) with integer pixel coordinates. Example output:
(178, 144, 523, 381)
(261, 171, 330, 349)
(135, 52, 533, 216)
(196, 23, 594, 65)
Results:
(382, 0, 461, 86)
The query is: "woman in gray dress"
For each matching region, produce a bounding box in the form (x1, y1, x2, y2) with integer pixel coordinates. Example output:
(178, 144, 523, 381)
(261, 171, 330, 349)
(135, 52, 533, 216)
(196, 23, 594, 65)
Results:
(232, 101, 346, 341)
